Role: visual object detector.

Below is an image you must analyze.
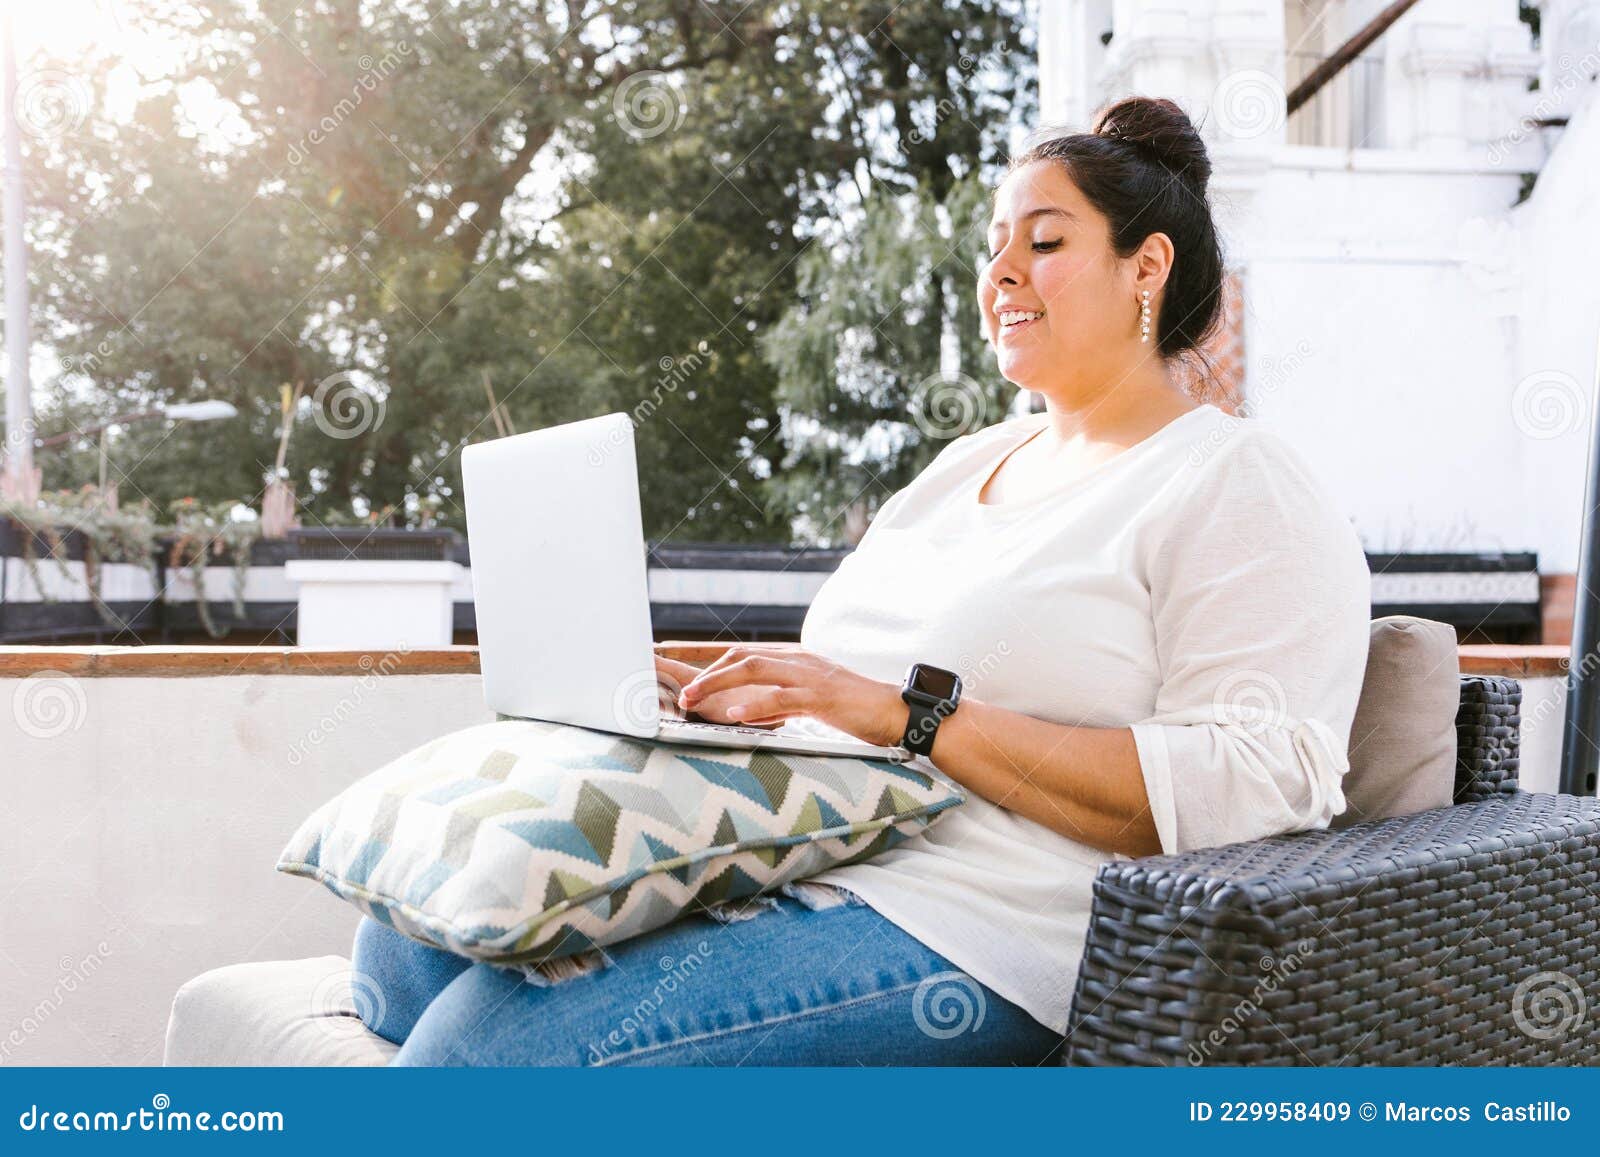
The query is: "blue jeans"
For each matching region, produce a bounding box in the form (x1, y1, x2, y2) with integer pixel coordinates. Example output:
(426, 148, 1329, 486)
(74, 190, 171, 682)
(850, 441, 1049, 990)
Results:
(351, 893, 1064, 1066)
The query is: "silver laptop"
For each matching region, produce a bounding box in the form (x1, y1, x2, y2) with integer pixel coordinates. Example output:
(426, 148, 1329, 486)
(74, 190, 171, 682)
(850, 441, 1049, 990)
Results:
(461, 412, 909, 761)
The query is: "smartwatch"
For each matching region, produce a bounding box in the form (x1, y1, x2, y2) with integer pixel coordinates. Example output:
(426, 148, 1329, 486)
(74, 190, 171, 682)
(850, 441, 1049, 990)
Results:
(899, 663, 963, 758)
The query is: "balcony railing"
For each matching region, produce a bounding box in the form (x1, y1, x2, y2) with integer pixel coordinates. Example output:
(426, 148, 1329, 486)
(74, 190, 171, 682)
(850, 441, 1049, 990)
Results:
(0, 525, 1547, 646)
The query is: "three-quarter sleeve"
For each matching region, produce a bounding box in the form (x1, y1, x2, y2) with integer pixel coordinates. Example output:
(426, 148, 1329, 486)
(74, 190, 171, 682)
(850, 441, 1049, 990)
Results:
(1129, 436, 1372, 856)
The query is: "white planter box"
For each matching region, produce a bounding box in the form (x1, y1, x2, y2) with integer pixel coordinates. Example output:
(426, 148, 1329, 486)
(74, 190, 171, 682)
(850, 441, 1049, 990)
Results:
(285, 560, 463, 649)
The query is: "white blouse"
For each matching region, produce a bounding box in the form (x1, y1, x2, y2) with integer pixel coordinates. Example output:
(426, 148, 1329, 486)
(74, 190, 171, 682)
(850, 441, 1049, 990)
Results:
(792, 402, 1372, 1034)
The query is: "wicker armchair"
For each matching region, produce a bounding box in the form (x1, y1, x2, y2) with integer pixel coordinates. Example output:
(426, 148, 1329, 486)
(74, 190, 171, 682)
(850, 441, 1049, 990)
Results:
(1065, 675, 1600, 1065)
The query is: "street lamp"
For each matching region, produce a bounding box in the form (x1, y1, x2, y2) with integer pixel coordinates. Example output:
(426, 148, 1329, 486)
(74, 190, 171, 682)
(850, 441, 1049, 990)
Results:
(33, 400, 239, 492)
(162, 400, 239, 423)
(33, 400, 239, 449)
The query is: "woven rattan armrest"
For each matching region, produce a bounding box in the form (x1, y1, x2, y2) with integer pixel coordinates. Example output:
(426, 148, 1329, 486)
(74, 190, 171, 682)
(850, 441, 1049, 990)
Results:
(1064, 792, 1600, 1065)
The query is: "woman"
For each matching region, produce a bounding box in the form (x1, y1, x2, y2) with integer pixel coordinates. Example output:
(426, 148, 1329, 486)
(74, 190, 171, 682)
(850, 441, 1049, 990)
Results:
(354, 96, 1371, 1065)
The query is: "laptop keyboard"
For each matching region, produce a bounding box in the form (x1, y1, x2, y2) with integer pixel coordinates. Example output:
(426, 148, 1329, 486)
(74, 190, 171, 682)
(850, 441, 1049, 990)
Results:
(661, 717, 787, 740)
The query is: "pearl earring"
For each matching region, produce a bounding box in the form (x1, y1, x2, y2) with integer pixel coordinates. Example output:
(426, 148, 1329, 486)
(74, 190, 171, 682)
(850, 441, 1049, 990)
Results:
(1139, 290, 1152, 344)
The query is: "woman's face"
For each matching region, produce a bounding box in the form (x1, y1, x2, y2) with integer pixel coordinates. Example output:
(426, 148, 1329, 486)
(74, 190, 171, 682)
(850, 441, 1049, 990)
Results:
(979, 160, 1144, 393)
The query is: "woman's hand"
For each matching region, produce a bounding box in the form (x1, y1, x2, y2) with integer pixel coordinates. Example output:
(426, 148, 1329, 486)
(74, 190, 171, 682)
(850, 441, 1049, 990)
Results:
(669, 647, 1163, 856)
(653, 655, 786, 729)
(676, 646, 908, 748)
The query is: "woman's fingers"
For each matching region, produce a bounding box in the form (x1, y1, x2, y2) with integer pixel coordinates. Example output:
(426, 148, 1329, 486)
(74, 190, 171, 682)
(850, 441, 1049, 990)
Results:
(681, 654, 796, 703)
(680, 653, 761, 699)
(654, 655, 791, 727)
(689, 644, 803, 681)
(651, 657, 692, 720)
(654, 655, 703, 687)
(672, 683, 788, 728)
(696, 686, 789, 729)
(721, 685, 813, 721)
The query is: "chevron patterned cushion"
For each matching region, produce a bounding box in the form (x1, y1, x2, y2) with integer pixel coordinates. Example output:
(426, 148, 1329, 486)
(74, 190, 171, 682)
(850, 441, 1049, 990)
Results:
(277, 719, 964, 965)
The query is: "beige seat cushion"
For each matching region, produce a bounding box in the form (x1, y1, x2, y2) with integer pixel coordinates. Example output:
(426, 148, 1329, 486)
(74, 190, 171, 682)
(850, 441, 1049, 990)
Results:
(164, 956, 396, 1067)
(1334, 616, 1460, 828)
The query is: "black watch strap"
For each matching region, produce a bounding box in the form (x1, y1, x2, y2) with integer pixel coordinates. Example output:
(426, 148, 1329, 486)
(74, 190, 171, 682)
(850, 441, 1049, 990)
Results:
(901, 701, 943, 757)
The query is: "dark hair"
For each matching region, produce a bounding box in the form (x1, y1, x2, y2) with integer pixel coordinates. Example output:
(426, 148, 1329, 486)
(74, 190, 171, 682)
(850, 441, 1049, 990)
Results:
(1010, 96, 1224, 362)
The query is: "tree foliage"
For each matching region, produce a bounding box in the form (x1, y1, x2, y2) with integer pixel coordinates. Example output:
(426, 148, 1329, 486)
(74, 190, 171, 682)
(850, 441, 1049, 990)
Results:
(761, 173, 1021, 542)
(26, 0, 1033, 541)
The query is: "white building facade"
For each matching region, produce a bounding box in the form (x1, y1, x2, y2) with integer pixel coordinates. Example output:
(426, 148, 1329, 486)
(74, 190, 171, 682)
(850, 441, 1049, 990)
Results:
(1037, 0, 1600, 637)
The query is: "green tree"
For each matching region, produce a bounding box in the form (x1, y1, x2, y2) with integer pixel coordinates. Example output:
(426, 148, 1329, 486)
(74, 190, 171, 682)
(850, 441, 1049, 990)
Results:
(28, 0, 1032, 542)
(762, 174, 1019, 542)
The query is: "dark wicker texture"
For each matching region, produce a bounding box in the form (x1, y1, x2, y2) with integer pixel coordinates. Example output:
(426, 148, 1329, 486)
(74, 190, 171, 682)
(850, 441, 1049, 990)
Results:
(1065, 676, 1600, 1065)
(1454, 674, 1521, 802)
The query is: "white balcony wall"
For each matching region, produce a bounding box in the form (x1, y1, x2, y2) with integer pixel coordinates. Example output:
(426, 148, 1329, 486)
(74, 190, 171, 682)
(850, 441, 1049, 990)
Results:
(0, 669, 493, 1065)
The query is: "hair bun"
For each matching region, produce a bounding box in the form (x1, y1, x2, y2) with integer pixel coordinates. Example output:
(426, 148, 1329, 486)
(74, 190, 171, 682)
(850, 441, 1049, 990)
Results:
(1093, 97, 1211, 193)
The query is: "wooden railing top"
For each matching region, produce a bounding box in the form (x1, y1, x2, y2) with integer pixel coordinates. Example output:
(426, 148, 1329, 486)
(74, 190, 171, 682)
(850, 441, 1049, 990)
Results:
(1456, 644, 1568, 679)
(0, 646, 484, 679)
(0, 641, 1571, 679)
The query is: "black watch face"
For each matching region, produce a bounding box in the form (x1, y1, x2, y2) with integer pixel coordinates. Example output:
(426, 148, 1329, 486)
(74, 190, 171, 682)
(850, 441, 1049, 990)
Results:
(909, 664, 960, 703)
